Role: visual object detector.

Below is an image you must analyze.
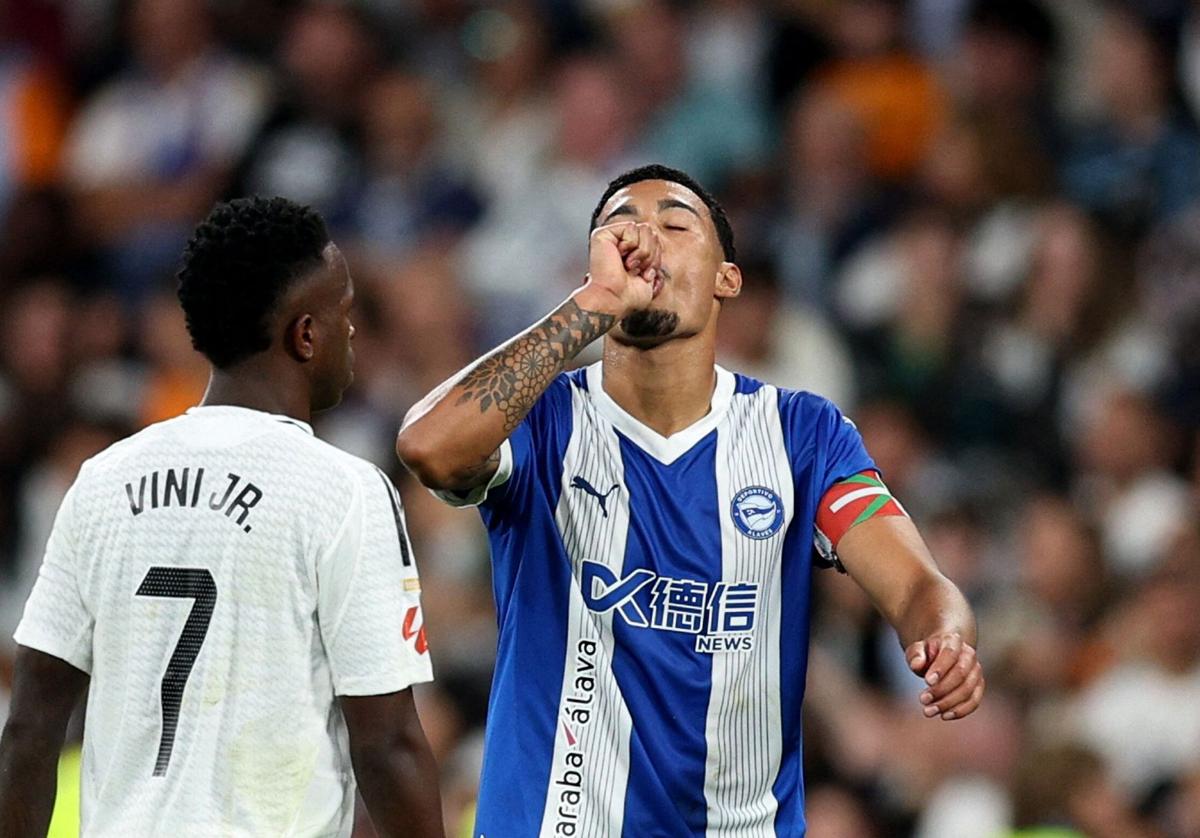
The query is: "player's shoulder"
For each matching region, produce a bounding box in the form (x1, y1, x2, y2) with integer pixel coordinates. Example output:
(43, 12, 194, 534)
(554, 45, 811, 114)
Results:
(243, 428, 396, 528)
(289, 432, 385, 491)
(774, 386, 842, 418)
(724, 369, 839, 416)
(725, 370, 853, 437)
(557, 368, 587, 396)
(324, 445, 392, 488)
(73, 414, 192, 478)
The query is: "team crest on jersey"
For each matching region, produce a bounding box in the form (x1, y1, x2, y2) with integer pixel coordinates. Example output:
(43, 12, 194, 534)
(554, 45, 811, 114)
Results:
(731, 486, 784, 539)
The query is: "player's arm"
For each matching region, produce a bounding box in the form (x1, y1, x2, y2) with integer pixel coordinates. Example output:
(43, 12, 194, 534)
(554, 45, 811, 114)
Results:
(340, 689, 443, 838)
(320, 469, 442, 835)
(396, 222, 660, 492)
(1, 477, 92, 834)
(819, 474, 983, 721)
(0, 647, 89, 836)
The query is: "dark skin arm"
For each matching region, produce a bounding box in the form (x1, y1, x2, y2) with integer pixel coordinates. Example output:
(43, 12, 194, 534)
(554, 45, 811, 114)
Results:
(837, 516, 985, 721)
(0, 647, 89, 837)
(396, 221, 661, 491)
(340, 689, 444, 838)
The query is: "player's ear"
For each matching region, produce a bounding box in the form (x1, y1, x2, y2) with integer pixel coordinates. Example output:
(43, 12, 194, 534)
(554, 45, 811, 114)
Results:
(286, 314, 316, 362)
(715, 262, 742, 300)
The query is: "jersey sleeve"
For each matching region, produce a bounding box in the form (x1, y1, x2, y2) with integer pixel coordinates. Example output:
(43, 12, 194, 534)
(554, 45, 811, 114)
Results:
(780, 391, 880, 573)
(432, 435, 516, 508)
(317, 466, 433, 696)
(814, 400, 876, 495)
(14, 481, 94, 673)
(432, 374, 574, 513)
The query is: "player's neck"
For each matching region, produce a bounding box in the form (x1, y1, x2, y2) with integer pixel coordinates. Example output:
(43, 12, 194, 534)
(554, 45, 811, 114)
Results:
(199, 366, 312, 424)
(601, 334, 717, 437)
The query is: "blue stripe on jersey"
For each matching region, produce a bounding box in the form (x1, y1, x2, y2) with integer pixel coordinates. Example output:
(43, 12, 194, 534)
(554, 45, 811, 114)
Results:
(734, 374, 764, 396)
(612, 433, 721, 837)
(772, 388, 877, 835)
(474, 379, 576, 837)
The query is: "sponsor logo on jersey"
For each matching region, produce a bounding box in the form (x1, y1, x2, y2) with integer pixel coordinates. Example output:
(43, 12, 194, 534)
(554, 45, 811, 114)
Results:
(580, 560, 758, 653)
(730, 486, 784, 540)
(402, 606, 428, 655)
(555, 638, 596, 835)
(569, 476, 620, 518)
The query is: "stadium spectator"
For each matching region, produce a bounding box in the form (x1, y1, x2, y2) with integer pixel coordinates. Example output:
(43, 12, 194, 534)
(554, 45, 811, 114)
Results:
(0, 36, 68, 229)
(817, 0, 948, 181)
(1075, 388, 1192, 576)
(1073, 561, 1200, 798)
(1062, 7, 1200, 234)
(953, 0, 1062, 169)
(607, 0, 769, 189)
(231, 2, 381, 231)
(63, 0, 270, 300)
(772, 85, 898, 306)
(349, 69, 483, 257)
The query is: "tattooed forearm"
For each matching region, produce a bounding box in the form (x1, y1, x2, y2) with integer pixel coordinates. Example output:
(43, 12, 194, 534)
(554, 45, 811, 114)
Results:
(454, 300, 615, 431)
(454, 446, 501, 486)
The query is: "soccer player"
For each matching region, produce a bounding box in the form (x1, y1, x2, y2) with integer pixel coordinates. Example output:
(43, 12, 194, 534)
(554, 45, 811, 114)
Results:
(397, 165, 985, 835)
(0, 197, 444, 837)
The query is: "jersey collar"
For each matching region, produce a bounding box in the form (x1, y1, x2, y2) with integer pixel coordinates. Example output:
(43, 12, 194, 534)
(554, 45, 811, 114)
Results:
(184, 405, 315, 436)
(585, 361, 735, 465)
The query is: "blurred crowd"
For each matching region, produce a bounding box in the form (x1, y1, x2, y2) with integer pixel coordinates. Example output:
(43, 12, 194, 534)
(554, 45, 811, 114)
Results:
(0, 0, 1198, 835)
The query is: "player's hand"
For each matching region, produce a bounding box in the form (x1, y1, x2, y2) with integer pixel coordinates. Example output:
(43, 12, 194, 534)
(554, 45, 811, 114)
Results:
(575, 221, 660, 319)
(906, 632, 984, 721)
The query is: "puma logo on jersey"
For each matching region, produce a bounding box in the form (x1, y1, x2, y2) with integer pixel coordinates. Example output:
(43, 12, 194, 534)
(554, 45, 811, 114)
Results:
(570, 476, 619, 518)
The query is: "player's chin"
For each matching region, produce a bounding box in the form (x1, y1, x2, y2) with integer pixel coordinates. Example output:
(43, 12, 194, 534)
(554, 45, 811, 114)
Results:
(614, 309, 680, 348)
(611, 331, 679, 350)
(313, 390, 344, 413)
(314, 374, 353, 413)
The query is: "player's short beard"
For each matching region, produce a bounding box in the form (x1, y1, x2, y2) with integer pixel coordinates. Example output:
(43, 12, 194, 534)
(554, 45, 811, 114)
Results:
(620, 308, 680, 340)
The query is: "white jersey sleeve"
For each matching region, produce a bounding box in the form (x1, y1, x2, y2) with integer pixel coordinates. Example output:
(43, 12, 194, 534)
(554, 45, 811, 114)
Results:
(432, 439, 514, 508)
(318, 466, 433, 696)
(14, 479, 94, 673)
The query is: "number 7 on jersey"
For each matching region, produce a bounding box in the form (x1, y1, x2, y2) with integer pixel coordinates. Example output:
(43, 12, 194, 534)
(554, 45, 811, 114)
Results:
(135, 567, 218, 777)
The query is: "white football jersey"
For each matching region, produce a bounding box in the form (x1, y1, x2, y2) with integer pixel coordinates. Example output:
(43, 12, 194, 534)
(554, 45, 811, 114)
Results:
(15, 405, 433, 837)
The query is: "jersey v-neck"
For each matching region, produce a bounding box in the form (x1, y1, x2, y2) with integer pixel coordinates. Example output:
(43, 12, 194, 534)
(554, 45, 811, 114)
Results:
(585, 361, 736, 465)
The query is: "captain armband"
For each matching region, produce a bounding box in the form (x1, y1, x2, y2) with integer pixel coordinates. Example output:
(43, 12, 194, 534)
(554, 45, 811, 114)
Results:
(813, 470, 908, 573)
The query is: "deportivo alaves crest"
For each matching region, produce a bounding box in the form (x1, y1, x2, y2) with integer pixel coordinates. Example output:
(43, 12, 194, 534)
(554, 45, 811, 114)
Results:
(731, 486, 784, 539)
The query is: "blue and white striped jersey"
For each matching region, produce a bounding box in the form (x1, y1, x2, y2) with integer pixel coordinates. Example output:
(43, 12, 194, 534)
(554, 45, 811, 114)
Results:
(444, 363, 875, 837)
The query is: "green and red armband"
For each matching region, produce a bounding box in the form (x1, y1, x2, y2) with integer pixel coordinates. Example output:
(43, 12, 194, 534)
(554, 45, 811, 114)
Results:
(813, 470, 907, 572)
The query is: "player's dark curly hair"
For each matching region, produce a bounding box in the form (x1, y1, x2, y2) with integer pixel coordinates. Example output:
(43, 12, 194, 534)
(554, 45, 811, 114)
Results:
(589, 164, 736, 262)
(177, 196, 330, 368)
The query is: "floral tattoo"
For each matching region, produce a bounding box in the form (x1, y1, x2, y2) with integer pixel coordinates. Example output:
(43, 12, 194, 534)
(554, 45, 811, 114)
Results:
(455, 300, 614, 430)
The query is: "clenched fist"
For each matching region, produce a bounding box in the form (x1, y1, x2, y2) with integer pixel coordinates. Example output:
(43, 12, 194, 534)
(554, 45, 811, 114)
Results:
(906, 632, 985, 721)
(574, 222, 662, 320)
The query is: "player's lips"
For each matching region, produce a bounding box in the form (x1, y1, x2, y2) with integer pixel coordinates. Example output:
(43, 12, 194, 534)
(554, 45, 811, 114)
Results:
(651, 267, 669, 298)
